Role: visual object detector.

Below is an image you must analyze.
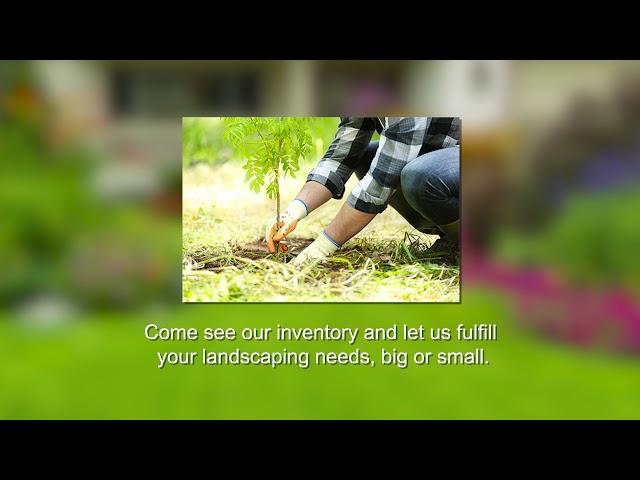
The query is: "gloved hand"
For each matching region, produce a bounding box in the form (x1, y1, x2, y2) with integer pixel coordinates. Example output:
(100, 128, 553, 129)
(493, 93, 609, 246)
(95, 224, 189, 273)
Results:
(291, 230, 341, 265)
(265, 199, 308, 253)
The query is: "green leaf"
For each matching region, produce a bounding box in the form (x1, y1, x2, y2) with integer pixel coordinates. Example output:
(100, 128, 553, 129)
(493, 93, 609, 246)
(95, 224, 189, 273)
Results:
(221, 116, 314, 199)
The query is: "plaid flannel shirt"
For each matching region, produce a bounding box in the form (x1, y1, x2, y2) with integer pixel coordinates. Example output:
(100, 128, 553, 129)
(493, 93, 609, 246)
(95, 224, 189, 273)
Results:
(307, 117, 460, 213)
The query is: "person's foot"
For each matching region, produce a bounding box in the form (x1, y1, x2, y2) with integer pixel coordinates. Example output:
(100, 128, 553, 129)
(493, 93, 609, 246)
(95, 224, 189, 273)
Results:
(428, 237, 459, 263)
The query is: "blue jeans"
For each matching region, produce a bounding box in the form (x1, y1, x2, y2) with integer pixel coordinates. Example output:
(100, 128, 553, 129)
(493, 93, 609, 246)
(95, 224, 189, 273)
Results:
(355, 142, 460, 233)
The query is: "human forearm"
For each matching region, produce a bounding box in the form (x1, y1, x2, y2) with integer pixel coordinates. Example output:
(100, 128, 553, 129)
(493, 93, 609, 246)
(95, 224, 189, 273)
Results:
(294, 180, 333, 213)
(291, 204, 375, 265)
(324, 203, 376, 246)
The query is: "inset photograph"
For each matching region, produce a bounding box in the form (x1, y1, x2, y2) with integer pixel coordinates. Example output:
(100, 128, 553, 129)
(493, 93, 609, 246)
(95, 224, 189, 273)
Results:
(182, 117, 460, 302)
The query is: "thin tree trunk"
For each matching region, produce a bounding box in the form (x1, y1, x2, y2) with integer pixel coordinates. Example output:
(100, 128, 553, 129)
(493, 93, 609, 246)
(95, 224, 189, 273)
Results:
(275, 169, 280, 223)
(275, 139, 282, 257)
(275, 166, 280, 254)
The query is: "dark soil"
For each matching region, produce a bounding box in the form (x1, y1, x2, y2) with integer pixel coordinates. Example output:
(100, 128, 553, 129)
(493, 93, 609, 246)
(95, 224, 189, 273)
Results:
(185, 238, 315, 270)
(238, 238, 314, 256)
(185, 234, 458, 272)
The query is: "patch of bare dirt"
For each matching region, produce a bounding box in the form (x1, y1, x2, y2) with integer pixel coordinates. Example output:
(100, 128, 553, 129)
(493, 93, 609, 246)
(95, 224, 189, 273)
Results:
(184, 238, 315, 270)
(238, 237, 314, 256)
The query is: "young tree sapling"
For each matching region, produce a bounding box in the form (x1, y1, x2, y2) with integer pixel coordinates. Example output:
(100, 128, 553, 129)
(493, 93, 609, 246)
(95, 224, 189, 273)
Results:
(223, 117, 313, 253)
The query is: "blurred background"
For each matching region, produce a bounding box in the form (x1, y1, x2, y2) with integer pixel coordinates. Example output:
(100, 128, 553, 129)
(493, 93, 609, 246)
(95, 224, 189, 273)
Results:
(1, 60, 639, 418)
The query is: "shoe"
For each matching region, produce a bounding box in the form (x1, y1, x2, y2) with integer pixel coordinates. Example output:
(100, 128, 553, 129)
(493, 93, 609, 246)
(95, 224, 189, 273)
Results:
(428, 237, 459, 263)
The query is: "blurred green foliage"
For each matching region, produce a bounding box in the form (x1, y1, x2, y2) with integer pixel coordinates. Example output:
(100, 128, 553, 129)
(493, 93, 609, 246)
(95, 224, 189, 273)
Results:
(183, 117, 341, 168)
(496, 187, 640, 292)
(0, 122, 92, 302)
(0, 118, 179, 308)
(182, 118, 230, 168)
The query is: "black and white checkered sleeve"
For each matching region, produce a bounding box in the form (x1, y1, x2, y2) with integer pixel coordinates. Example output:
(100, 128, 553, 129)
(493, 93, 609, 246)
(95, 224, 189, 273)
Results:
(306, 117, 376, 199)
(348, 117, 427, 213)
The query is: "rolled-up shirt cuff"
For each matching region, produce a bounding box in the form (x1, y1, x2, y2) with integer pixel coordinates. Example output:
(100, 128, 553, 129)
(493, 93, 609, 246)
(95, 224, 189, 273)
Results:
(347, 193, 388, 214)
(306, 173, 345, 199)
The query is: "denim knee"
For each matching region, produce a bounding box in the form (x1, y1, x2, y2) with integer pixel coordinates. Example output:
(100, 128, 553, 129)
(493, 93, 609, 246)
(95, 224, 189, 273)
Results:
(399, 161, 425, 206)
(402, 149, 458, 199)
(400, 147, 460, 225)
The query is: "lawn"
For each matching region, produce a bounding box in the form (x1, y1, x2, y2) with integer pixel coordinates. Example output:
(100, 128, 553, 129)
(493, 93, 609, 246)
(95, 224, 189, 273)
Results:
(182, 162, 460, 302)
(2, 291, 640, 419)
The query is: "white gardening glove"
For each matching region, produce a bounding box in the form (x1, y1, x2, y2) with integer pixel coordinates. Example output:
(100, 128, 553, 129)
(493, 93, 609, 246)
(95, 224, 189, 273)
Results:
(291, 230, 341, 265)
(264, 199, 308, 253)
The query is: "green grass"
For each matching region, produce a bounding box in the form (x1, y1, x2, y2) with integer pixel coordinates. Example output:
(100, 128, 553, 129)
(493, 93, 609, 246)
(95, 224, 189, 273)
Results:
(182, 163, 460, 302)
(183, 232, 458, 302)
(2, 291, 640, 419)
